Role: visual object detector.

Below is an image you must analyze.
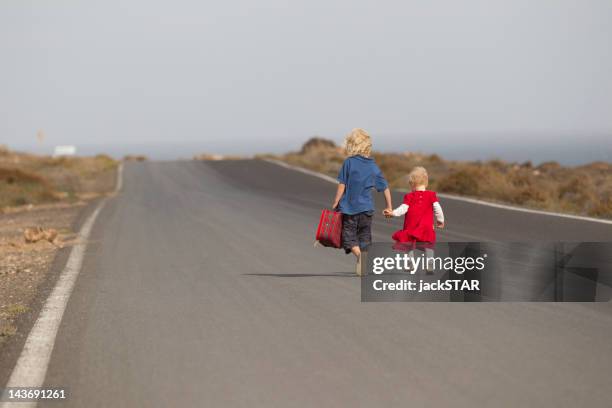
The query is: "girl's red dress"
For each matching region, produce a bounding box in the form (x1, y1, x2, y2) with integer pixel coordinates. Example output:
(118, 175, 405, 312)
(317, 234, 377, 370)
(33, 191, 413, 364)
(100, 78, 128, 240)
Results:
(392, 190, 438, 244)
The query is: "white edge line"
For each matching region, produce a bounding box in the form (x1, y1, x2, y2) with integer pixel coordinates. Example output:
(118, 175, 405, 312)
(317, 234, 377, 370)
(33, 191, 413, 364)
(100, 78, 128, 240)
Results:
(1, 163, 123, 408)
(264, 158, 338, 184)
(1, 202, 106, 408)
(435, 192, 612, 225)
(115, 162, 124, 192)
(263, 158, 612, 226)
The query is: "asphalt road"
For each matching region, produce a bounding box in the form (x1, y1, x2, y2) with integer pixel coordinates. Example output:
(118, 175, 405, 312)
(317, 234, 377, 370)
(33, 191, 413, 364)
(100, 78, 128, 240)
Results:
(28, 160, 612, 407)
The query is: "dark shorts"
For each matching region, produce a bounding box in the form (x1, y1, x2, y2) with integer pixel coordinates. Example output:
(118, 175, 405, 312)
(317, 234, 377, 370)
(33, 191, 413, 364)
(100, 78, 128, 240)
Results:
(342, 212, 373, 254)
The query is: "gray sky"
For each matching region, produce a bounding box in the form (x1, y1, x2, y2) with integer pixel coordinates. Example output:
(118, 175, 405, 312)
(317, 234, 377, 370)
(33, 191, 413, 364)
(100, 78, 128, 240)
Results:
(1, 0, 611, 163)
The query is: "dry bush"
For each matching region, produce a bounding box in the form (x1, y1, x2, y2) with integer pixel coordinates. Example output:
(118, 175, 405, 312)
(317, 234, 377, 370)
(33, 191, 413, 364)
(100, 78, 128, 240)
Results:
(25, 155, 118, 195)
(537, 161, 562, 173)
(269, 137, 612, 219)
(280, 138, 345, 176)
(589, 197, 612, 217)
(123, 155, 148, 162)
(486, 159, 507, 172)
(0, 150, 118, 209)
(0, 167, 46, 185)
(556, 175, 598, 214)
(558, 176, 594, 205)
(436, 167, 482, 196)
(0, 168, 58, 207)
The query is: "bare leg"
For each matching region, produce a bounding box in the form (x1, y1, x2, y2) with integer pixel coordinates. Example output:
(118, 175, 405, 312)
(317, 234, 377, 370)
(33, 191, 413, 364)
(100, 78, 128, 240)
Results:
(425, 248, 435, 272)
(351, 246, 362, 276)
(407, 250, 415, 271)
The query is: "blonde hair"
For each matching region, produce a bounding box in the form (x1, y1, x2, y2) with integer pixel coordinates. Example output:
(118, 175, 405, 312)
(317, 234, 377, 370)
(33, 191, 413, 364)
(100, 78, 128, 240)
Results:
(408, 166, 428, 188)
(344, 128, 372, 157)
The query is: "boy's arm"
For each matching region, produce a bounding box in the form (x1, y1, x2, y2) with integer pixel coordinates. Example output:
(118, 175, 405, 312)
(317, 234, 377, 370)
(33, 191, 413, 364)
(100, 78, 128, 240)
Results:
(383, 188, 393, 213)
(374, 166, 392, 213)
(332, 183, 345, 209)
(384, 203, 408, 218)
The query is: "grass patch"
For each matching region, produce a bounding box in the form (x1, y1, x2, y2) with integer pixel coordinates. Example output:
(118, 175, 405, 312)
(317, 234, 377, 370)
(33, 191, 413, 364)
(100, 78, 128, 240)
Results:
(0, 303, 25, 340)
(4, 303, 29, 317)
(0, 323, 17, 338)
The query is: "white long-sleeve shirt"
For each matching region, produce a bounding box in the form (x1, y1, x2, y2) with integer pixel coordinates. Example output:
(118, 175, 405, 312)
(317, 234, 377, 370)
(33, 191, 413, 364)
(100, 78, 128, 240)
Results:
(392, 202, 445, 223)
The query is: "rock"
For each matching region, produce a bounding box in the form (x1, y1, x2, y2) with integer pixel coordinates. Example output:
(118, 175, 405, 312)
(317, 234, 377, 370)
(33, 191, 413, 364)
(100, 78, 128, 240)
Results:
(23, 226, 60, 245)
(300, 137, 337, 154)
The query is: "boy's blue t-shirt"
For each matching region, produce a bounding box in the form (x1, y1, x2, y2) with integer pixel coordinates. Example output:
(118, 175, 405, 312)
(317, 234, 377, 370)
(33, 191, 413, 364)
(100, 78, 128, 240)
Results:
(337, 155, 388, 215)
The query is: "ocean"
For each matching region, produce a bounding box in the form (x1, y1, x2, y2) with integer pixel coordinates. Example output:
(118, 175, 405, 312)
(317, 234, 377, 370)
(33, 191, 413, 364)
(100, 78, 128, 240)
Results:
(6, 133, 611, 166)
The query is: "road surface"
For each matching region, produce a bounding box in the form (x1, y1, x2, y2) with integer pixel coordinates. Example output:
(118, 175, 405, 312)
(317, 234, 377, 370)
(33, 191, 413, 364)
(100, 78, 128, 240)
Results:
(9, 160, 612, 407)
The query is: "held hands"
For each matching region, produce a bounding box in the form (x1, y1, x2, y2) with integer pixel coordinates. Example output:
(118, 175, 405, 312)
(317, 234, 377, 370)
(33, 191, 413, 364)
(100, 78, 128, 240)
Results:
(383, 208, 393, 218)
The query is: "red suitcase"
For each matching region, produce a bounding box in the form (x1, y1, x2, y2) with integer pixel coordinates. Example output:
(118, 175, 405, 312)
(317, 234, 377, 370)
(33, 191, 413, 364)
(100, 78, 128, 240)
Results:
(315, 209, 342, 248)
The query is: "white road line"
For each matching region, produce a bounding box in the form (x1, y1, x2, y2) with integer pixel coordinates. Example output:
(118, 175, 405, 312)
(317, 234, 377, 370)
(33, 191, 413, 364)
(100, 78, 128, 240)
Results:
(263, 158, 612, 226)
(436, 193, 612, 225)
(115, 162, 124, 192)
(264, 158, 338, 184)
(1, 163, 123, 408)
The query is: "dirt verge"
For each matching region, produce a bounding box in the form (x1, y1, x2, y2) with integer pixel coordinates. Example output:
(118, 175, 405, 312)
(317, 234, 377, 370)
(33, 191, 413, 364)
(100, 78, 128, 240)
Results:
(0, 147, 118, 351)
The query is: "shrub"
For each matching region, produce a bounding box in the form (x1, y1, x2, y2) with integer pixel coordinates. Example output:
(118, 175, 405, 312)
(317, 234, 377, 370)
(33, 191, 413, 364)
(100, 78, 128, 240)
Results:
(437, 168, 481, 196)
(486, 159, 507, 172)
(589, 197, 612, 217)
(270, 140, 612, 219)
(0, 167, 58, 207)
(558, 176, 596, 207)
(428, 154, 442, 164)
(94, 154, 117, 169)
(511, 186, 550, 205)
(0, 168, 47, 185)
(508, 171, 534, 188)
(537, 161, 561, 172)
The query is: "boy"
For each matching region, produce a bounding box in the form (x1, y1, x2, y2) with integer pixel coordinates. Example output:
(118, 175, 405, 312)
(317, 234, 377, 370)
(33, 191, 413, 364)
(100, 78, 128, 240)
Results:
(332, 128, 393, 276)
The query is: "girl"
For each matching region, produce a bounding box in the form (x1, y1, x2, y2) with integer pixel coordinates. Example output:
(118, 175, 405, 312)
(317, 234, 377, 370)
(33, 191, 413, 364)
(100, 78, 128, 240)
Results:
(384, 166, 444, 272)
(332, 128, 393, 276)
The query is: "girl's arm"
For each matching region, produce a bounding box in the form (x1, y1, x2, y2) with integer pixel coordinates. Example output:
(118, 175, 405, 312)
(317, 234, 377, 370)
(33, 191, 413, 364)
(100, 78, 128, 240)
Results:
(384, 204, 408, 217)
(392, 204, 409, 216)
(433, 202, 445, 228)
(332, 183, 345, 209)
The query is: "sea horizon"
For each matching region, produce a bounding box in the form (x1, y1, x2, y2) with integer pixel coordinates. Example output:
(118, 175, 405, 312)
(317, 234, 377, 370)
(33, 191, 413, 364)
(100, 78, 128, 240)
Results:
(4, 132, 611, 166)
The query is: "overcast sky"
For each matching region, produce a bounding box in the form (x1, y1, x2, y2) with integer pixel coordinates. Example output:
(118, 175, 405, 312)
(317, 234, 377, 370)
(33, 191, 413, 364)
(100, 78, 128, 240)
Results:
(1, 0, 611, 163)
